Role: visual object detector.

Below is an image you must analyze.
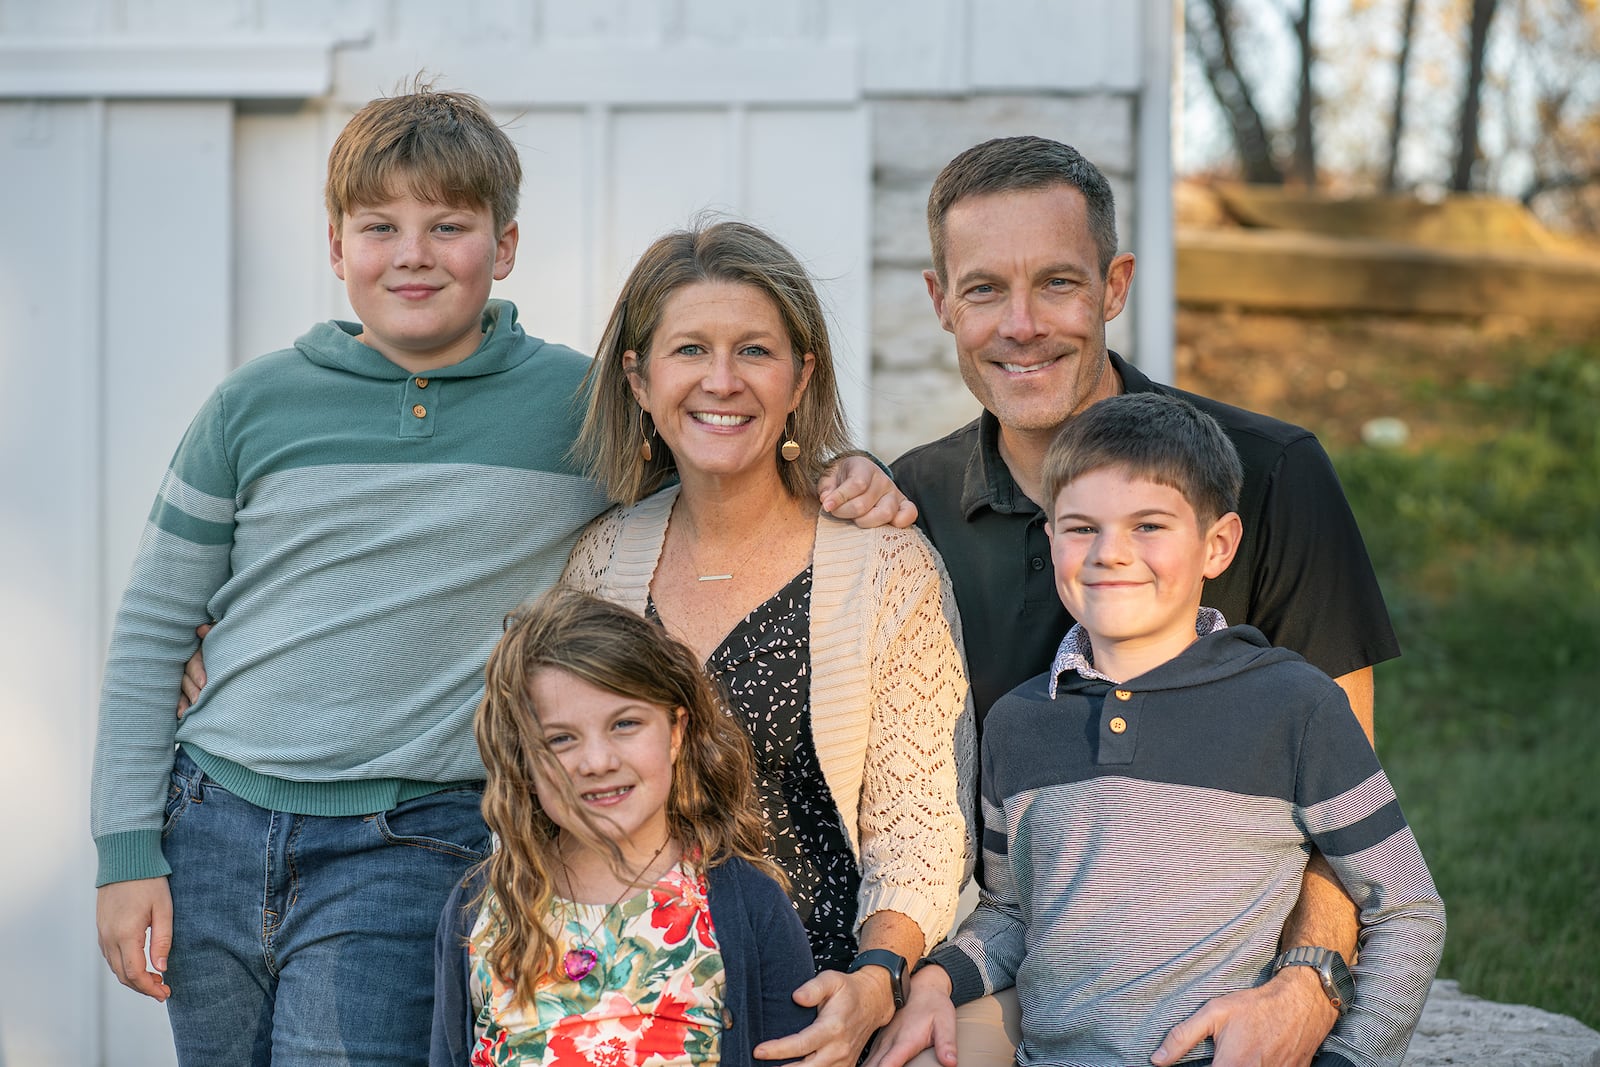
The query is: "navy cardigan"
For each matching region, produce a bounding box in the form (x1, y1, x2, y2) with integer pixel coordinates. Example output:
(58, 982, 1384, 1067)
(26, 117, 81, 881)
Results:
(430, 857, 817, 1066)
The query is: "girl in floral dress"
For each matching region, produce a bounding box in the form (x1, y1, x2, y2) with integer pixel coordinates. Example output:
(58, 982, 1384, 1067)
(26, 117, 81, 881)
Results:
(431, 587, 817, 1066)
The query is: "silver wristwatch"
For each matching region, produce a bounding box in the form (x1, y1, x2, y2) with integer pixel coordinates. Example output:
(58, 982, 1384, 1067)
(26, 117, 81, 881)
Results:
(1271, 946, 1355, 1015)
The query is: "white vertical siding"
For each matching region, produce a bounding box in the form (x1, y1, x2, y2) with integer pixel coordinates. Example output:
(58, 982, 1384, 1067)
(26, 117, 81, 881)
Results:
(0, 5, 1168, 1063)
(0, 96, 230, 1067)
(0, 97, 109, 1067)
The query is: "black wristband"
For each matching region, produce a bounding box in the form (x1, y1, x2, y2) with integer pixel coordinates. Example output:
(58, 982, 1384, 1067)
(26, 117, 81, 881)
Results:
(846, 948, 908, 1009)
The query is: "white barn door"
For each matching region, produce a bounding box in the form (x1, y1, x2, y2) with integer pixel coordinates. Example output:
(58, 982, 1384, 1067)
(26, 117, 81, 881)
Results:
(3, 36, 869, 1067)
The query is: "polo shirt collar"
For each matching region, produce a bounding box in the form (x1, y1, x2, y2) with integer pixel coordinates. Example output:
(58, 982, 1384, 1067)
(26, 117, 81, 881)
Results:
(960, 351, 1140, 521)
(1049, 607, 1230, 695)
(959, 410, 1041, 520)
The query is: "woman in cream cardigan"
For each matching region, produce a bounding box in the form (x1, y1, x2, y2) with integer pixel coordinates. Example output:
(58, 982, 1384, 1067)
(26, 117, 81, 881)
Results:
(565, 220, 972, 1067)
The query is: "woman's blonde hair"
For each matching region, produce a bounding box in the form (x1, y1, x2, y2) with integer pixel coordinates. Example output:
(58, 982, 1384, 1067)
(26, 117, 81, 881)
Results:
(576, 219, 853, 504)
(470, 585, 779, 1004)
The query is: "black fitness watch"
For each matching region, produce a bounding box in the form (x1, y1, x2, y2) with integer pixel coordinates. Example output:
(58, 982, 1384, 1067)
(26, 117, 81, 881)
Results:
(846, 948, 908, 1009)
(1272, 946, 1356, 1015)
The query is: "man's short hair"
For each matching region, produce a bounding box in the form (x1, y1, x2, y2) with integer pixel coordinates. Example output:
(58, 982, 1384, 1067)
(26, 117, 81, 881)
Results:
(1041, 393, 1243, 527)
(326, 78, 521, 232)
(927, 135, 1118, 281)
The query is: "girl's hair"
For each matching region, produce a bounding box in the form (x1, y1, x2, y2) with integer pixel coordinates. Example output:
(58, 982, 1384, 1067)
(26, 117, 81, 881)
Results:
(575, 218, 853, 504)
(471, 585, 779, 1002)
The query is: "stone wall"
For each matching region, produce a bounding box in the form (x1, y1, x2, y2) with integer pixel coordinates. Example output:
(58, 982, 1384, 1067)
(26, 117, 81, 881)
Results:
(1407, 981, 1600, 1066)
(867, 94, 1138, 460)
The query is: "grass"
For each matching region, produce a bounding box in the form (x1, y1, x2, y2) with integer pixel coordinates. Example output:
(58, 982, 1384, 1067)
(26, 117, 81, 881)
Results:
(1332, 344, 1600, 1030)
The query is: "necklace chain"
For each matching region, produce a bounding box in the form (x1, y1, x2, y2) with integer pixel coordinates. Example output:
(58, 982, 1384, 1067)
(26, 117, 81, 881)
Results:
(559, 837, 672, 982)
(681, 494, 787, 582)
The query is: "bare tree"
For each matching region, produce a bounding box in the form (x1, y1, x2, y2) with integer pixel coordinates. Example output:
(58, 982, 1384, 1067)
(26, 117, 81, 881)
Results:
(1187, 0, 1285, 183)
(1383, 0, 1420, 192)
(1290, 0, 1318, 186)
(1451, 0, 1502, 191)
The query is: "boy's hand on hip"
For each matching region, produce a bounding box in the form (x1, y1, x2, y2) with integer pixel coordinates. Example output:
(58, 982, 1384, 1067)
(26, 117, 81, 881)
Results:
(1151, 963, 1336, 1067)
(96, 877, 174, 1002)
(754, 966, 895, 1067)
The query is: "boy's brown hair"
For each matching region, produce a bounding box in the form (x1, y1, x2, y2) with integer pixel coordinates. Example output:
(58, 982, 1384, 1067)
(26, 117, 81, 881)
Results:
(1042, 393, 1244, 527)
(325, 78, 521, 231)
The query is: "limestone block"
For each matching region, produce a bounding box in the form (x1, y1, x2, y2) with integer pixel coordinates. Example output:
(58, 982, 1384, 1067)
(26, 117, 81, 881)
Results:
(1404, 980, 1600, 1066)
(870, 365, 982, 461)
(875, 183, 935, 267)
(872, 267, 953, 369)
(871, 95, 1133, 185)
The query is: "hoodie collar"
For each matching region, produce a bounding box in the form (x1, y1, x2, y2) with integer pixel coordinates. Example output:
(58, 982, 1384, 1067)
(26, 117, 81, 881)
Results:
(295, 299, 534, 381)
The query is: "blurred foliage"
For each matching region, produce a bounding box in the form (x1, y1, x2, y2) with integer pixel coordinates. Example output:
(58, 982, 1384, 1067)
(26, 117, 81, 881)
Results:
(1334, 341, 1600, 1028)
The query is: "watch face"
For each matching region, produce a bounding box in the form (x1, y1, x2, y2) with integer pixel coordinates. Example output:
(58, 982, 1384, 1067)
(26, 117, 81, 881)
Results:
(1276, 947, 1354, 1013)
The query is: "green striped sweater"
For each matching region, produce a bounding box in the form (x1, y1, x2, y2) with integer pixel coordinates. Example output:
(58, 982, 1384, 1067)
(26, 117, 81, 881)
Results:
(91, 300, 610, 886)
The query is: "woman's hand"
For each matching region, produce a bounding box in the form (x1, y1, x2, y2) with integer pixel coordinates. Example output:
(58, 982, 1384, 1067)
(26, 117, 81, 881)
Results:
(754, 965, 897, 1067)
(175, 623, 212, 718)
(818, 454, 917, 529)
(756, 911, 925, 1067)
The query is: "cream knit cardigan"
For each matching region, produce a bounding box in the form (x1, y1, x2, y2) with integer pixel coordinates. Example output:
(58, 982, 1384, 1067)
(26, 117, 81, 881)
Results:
(561, 485, 975, 949)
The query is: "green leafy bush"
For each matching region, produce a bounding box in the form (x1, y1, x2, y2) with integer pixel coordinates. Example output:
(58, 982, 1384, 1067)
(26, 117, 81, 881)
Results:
(1334, 344, 1600, 1027)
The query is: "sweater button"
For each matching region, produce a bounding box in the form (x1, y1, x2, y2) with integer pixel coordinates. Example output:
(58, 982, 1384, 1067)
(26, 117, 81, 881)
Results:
(415, 377, 429, 388)
(1109, 716, 1128, 734)
(1114, 689, 1132, 701)
(412, 404, 427, 418)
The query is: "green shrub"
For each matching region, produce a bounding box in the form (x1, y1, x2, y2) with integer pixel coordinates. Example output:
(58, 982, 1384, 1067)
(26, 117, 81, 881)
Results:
(1334, 343, 1600, 1028)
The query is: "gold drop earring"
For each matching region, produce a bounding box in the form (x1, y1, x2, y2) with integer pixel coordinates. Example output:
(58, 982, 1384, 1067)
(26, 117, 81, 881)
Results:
(780, 414, 800, 462)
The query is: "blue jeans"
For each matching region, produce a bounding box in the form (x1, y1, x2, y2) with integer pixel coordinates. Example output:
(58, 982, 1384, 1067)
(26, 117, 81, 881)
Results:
(161, 749, 489, 1067)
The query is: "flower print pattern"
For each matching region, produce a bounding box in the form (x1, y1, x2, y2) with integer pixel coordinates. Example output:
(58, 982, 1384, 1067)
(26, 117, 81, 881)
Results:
(651, 872, 715, 949)
(468, 866, 727, 1065)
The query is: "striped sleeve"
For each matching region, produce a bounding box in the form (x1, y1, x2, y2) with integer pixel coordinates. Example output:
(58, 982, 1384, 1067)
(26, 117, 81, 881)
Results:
(91, 391, 238, 885)
(1297, 698, 1446, 1067)
(926, 735, 1027, 1004)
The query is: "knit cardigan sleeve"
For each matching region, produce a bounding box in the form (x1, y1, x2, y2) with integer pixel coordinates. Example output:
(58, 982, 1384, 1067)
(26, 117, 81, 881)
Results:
(810, 520, 974, 951)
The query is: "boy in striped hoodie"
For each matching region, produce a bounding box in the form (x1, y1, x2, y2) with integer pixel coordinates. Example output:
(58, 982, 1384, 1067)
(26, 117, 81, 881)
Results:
(869, 393, 1443, 1067)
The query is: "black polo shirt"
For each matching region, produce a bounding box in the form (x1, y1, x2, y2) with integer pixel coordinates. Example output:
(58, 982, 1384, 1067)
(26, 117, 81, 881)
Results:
(892, 352, 1399, 727)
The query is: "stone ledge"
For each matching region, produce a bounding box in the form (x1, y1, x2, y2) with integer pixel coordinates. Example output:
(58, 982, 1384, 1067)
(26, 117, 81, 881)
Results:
(1405, 981, 1600, 1066)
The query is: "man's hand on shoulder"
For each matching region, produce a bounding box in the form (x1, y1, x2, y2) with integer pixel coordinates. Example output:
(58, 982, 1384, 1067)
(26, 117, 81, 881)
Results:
(96, 877, 174, 1002)
(1151, 963, 1337, 1067)
(818, 454, 918, 529)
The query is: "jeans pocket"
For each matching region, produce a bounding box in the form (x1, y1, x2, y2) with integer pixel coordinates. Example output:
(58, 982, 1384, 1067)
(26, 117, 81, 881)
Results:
(371, 788, 489, 862)
(161, 757, 204, 837)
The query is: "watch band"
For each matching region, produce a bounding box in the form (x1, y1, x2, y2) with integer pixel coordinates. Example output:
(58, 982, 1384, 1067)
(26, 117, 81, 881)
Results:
(846, 948, 908, 1009)
(1272, 946, 1355, 1015)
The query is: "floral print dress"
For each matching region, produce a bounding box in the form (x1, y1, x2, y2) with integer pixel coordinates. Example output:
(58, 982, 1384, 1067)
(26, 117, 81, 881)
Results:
(468, 865, 728, 1066)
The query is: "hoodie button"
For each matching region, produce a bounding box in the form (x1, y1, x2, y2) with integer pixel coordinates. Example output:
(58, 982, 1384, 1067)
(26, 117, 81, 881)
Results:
(412, 404, 427, 418)
(1114, 689, 1132, 701)
(1109, 716, 1128, 734)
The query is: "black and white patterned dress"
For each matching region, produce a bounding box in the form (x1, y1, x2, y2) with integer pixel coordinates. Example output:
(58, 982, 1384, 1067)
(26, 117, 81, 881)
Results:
(651, 566, 862, 971)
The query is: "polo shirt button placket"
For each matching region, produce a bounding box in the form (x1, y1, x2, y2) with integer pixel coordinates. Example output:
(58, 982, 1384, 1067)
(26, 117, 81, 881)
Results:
(401, 377, 437, 438)
(1098, 689, 1139, 764)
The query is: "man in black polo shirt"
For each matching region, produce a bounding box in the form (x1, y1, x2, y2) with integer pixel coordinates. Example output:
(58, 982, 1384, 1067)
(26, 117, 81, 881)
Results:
(889, 137, 1399, 1067)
